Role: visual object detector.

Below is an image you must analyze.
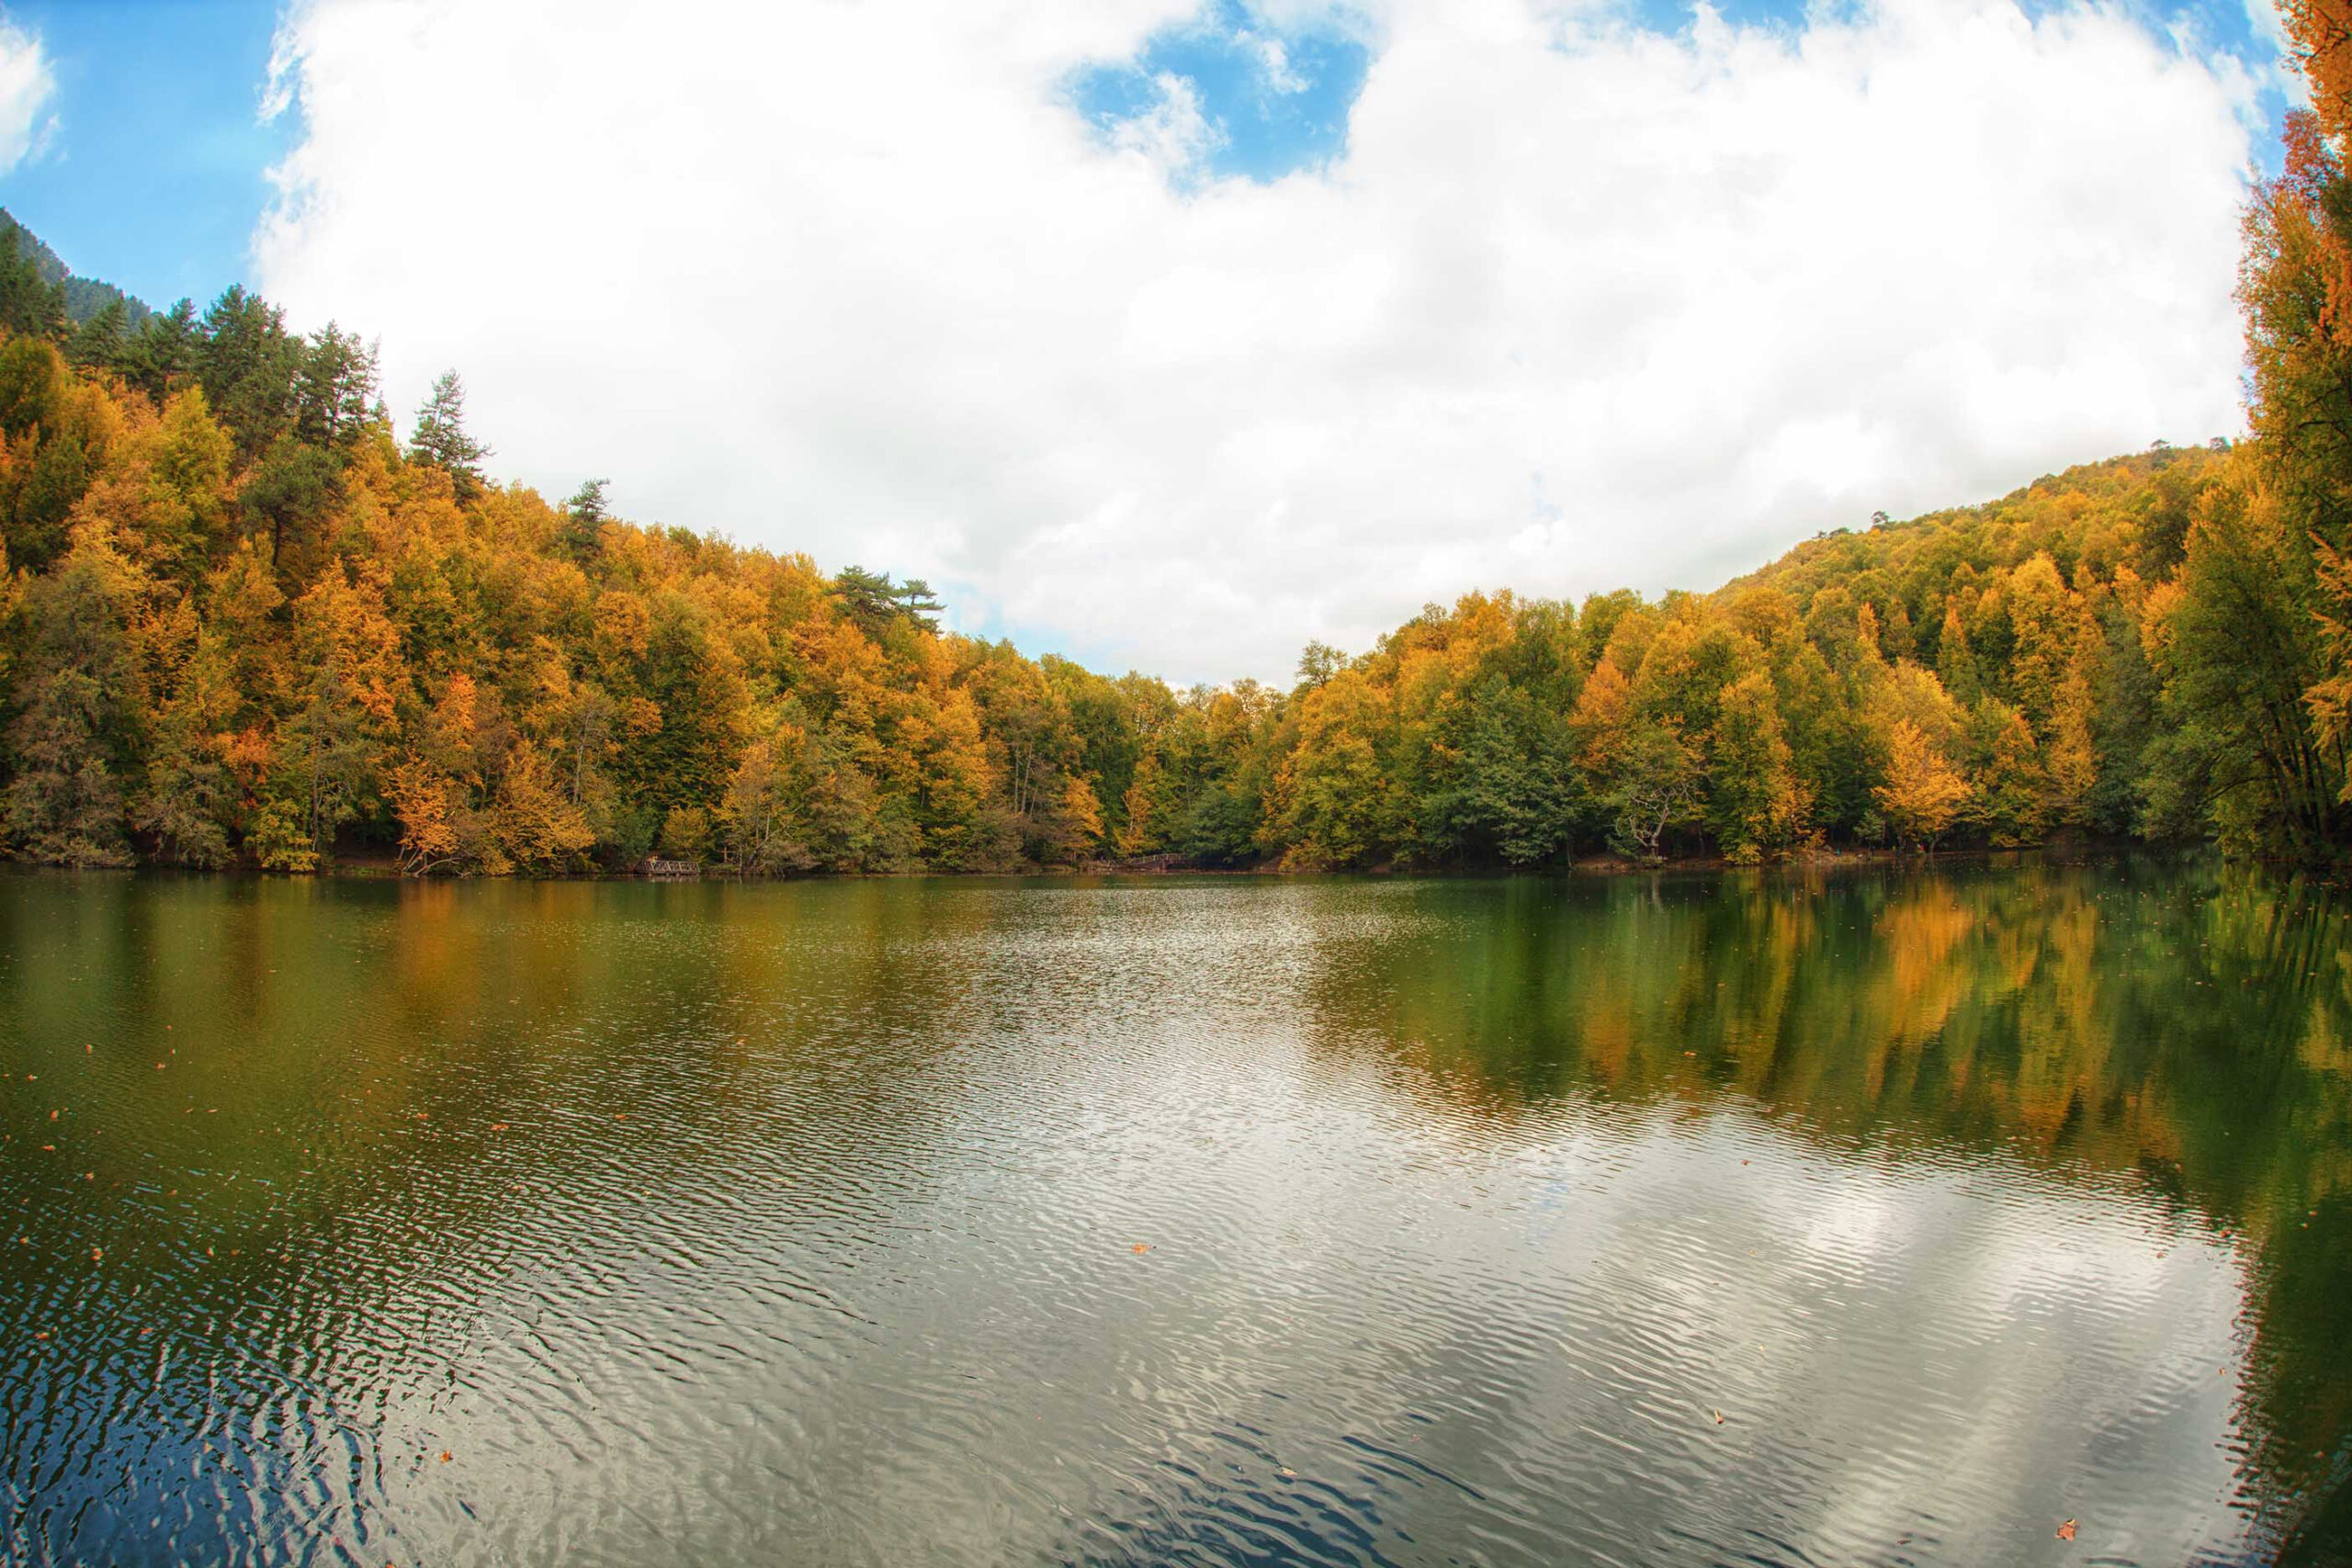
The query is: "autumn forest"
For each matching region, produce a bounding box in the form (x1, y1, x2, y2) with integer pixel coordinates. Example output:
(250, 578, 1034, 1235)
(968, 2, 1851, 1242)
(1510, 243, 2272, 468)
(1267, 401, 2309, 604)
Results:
(5, 13, 2352, 876)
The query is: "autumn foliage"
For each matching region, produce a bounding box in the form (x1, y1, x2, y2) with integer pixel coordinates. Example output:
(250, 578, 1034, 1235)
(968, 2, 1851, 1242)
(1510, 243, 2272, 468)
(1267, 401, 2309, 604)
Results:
(8, 28, 2352, 880)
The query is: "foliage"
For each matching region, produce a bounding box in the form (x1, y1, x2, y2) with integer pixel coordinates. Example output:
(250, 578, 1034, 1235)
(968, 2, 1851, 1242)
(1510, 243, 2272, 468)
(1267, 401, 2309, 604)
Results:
(2, 116, 2351, 874)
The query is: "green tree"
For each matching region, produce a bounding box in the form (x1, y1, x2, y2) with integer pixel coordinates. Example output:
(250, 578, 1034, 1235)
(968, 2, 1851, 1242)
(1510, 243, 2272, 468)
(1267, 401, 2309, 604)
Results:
(4, 530, 146, 864)
(408, 369, 490, 498)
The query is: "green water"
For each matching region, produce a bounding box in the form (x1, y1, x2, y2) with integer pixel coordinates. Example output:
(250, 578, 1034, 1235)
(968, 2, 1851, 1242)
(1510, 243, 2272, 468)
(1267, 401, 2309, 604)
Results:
(0, 860, 2346, 1565)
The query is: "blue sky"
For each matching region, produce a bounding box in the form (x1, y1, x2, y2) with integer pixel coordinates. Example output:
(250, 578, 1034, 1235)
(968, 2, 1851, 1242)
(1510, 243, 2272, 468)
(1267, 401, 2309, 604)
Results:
(0, 0, 291, 308)
(0, 0, 2294, 315)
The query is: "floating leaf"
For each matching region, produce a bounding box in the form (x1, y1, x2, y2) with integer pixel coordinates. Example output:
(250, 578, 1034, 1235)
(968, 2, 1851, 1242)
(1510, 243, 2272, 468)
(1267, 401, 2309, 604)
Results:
(1712, 1409, 1725, 1424)
(439, 1451, 451, 1463)
(1132, 1244, 1153, 1254)
(2056, 1518, 2076, 1541)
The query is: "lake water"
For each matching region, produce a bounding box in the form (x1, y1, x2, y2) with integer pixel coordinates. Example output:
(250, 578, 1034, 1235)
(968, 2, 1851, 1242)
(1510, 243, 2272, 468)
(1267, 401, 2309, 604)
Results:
(0, 862, 2346, 1567)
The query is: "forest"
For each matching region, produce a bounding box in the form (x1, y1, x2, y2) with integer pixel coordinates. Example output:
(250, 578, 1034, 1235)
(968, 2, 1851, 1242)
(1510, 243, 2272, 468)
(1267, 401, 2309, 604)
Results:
(5, 6, 2352, 875)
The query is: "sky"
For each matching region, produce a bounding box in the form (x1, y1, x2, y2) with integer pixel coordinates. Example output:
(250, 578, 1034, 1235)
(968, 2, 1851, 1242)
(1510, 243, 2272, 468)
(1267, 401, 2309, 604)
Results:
(0, 0, 2307, 684)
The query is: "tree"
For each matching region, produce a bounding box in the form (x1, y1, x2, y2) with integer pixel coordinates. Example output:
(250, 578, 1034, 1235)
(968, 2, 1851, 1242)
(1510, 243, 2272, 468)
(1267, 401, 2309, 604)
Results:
(4, 529, 147, 864)
(196, 286, 300, 460)
(409, 370, 490, 498)
(560, 478, 610, 563)
(893, 576, 944, 631)
(0, 214, 65, 337)
(1875, 719, 1971, 851)
(830, 565, 898, 635)
(66, 297, 127, 370)
(1606, 721, 1699, 861)
(132, 618, 239, 867)
(2147, 473, 2341, 854)
(293, 324, 379, 448)
(1936, 603, 1983, 707)
(1709, 670, 1808, 862)
(119, 299, 198, 407)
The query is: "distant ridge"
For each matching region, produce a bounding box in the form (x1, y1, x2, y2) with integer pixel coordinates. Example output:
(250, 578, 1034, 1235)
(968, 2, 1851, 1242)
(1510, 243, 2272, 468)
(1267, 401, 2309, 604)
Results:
(0, 206, 153, 330)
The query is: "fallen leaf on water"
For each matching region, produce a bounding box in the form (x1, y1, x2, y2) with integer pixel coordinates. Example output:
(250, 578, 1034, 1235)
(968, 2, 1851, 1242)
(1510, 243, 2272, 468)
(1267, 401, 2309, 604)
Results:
(1132, 1244, 1153, 1254)
(40, 1145, 52, 1153)
(2056, 1518, 2076, 1541)
(439, 1451, 451, 1463)
(1278, 1466, 1297, 1478)
(490, 1122, 510, 1132)
(1713, 1409, 1725, 1425)
(48, 1111, 56, 1121)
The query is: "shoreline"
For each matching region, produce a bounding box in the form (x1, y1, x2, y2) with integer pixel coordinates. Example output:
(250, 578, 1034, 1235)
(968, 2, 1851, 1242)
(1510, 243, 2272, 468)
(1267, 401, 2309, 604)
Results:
(3, 839, 2193, 884)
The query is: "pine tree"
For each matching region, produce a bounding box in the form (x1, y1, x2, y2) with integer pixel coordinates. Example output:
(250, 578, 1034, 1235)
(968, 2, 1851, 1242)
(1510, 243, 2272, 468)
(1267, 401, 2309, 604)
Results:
(293, 324, 378, 448)
(408, 370, 490, 498)
(560, 478, 610, 563)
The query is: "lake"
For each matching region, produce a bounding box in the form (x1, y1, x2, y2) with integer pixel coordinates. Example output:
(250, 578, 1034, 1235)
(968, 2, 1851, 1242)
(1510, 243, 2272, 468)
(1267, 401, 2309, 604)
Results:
(0, 862, 2346, 1566)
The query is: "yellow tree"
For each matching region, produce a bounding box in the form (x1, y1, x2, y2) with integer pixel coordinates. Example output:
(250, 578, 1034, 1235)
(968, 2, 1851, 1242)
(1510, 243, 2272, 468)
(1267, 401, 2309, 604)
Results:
(1709, 669, 1810, 862)
(1116, 750, 1164, 857)
(1876, 719, 1971, 851)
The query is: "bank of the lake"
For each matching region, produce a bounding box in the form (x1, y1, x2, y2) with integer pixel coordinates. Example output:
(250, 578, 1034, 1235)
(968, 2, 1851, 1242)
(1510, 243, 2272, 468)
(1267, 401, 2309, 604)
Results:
(1, 861, 2346, 1566)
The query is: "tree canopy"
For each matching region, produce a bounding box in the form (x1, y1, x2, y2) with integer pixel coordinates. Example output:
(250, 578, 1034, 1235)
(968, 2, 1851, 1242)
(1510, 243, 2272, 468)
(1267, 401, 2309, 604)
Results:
(0, 96, 2346, 880)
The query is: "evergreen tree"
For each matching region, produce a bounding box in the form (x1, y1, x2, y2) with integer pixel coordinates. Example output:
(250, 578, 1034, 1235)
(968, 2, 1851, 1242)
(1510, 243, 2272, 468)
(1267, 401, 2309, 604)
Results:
(560, 478, 610, 562)
(408, 369, 491, 498)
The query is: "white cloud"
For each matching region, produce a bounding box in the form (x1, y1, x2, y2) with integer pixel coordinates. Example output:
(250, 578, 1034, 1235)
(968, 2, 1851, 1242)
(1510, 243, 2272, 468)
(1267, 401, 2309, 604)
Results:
(255, 0, 2260, 684)
(1241, 29, 1312, 93)
(0, 13, 56, 175)
(1110, 70, 1225, 177)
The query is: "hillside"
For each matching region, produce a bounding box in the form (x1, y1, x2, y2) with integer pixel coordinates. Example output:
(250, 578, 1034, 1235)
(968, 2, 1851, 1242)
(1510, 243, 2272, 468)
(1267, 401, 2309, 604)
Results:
(0, 144, 2341, 874)
(0, 293, 2301, 876)
(1, 208, 152, 331)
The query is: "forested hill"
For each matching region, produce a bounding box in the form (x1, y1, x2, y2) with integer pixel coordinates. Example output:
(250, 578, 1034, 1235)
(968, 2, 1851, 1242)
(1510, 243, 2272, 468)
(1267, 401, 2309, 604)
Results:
(2, 209, 151, 333)
(0, 137, 2345, 874)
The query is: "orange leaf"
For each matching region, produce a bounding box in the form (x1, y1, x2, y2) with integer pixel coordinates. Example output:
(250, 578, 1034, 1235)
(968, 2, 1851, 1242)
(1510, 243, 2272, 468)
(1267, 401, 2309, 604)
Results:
(1132, 1244, 1153, 1254)
(2057, 1518, 2076, 1541)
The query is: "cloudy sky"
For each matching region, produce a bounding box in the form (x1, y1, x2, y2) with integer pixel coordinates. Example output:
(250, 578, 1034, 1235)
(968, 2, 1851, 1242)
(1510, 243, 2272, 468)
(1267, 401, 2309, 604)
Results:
(0, 0, 2299, 683)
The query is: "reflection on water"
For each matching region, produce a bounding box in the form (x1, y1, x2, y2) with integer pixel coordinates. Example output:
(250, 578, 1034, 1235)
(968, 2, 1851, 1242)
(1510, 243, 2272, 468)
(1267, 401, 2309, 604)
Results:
(0, 861, 2346, 1566)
